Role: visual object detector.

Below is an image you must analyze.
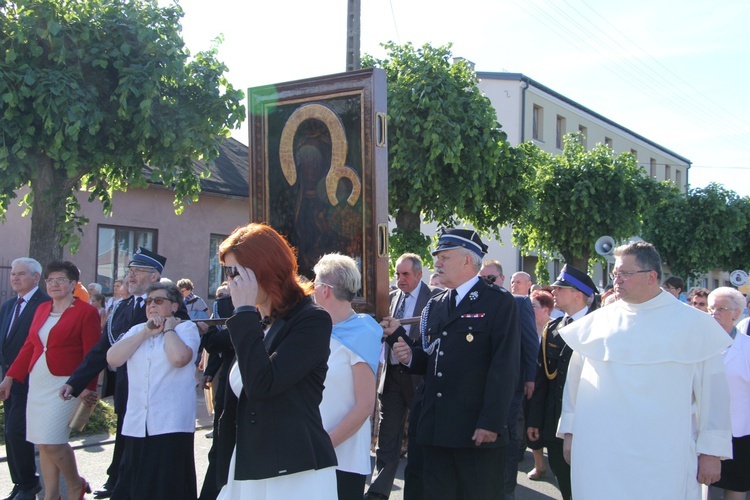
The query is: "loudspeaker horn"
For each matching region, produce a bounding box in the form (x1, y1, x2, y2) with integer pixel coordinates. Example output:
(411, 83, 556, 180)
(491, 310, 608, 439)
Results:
(595, 236, 615, 256)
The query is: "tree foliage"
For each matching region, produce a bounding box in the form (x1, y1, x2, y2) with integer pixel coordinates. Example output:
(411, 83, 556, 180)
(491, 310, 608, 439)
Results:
(362, 42, 529, 257)
(641, 182, 750, 279)
(513, 134, 654, 271)
(0, 0, 245, 263)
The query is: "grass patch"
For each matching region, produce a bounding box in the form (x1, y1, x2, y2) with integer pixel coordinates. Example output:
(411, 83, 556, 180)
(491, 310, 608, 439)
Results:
(0, 399, 117, 445)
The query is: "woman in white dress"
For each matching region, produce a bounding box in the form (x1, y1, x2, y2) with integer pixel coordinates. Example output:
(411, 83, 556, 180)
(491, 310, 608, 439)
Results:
(215, 223, 337, 500)
(313, 254, 382, 499)
(708, 287, 750, 500)
(0, 261, 101, 500)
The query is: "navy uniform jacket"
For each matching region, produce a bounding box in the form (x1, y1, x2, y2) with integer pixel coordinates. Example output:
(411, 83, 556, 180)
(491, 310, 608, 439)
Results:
(406, 278, 520, 448)
(527, 309, 590, 442)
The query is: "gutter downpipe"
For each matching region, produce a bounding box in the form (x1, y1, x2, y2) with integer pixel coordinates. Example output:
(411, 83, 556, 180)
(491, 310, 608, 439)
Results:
(517, 76, 529, 273)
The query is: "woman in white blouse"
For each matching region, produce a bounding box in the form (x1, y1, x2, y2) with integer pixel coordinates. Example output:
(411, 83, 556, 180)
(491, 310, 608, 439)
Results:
(313, 254, 382, 499)
(707, 287, 750, 500)
(107, 282, 200, 499)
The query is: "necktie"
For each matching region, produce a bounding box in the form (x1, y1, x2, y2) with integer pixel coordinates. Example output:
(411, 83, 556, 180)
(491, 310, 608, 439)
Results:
(394, 292, 410, 319)
(132, 297, 143, 322)
(449, 289, 458, 313)
(6, 297, 25, 339)
(564, 316, 573, 326)
(389, 292, 411, 365)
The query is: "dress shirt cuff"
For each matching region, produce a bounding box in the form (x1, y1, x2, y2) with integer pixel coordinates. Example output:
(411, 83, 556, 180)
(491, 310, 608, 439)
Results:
(696, 429, 733, 460)
(556, 411, 575, 438)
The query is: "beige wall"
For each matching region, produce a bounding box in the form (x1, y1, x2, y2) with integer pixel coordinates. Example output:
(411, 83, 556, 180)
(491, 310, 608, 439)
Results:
(478, 76, 691, 193)
(0, 185, 250, 302)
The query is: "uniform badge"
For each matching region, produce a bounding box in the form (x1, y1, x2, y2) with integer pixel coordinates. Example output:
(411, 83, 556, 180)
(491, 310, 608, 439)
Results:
(466, 333, 474, 342)
(469, 291, 479, 301)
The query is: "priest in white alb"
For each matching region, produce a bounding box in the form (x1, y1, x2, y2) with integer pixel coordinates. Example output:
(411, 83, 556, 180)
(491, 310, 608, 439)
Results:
(557, 241, 732, 500)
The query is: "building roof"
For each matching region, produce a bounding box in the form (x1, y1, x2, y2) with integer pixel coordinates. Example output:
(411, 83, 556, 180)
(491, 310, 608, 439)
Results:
(193, 136, 250, 198)
(476, 71, 692, 165)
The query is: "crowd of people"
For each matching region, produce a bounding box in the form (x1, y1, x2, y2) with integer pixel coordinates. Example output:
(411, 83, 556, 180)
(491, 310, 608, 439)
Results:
(1, 224, 748, 500)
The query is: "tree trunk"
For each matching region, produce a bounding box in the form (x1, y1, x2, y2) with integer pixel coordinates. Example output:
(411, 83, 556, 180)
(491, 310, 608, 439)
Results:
(563, 250, 590, 274)
(395, 209, 421, 232)
(28, 155, 77, 267)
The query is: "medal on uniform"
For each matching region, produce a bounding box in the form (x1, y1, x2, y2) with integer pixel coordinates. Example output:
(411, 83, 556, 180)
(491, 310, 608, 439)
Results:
(466, 333, 474, 342)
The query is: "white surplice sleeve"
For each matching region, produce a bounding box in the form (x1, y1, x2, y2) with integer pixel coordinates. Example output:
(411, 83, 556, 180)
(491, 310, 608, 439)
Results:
(693, 352, 732, 459)
(557, 350, 584, 437)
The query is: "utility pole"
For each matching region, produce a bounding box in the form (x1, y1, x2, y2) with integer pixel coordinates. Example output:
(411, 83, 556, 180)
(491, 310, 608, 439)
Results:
(346, 0, 361, 71)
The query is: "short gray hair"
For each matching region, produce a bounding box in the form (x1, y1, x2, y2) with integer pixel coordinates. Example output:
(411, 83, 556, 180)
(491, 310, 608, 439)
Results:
(461, 248, 482, 272)
(613, 241, 663, 280)
(708, 287, 746, 312)
(88, 282, 102, 294)
(396, 253, 423, 274)
(313, 253, 361, 302)
(12, 258, 42, 276)
(146, 282, 182, 304)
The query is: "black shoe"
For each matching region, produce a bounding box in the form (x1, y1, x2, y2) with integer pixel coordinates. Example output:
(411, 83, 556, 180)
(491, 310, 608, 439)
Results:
(363, 493, 388, 500)
(12, 484, 42, 500)
(93, 482, 114, 499)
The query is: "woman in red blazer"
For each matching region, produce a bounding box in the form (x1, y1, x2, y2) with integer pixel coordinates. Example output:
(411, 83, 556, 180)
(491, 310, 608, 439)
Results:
(0, 261, 101, 500)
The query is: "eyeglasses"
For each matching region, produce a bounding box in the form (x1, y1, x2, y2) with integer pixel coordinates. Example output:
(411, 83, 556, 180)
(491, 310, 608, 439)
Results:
(692, 301, 707, 307)
(222, 266, 240, 279)
(481, 275, 497, 284)
(126, 268, 154, 276)
(44, 277, 71, 285)
(145, 297, 175, 306)
(609, 270, 653, 282)
(313, 281, 335, 289)
(708, 306, 735, 313)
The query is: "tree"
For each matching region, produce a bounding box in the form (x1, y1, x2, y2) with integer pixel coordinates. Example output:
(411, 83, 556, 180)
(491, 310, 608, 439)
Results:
(0, 0, 245, 264)
(361, 42, 529, 262)
(513, 134, 654, 272)
(641, 182, 750, 279)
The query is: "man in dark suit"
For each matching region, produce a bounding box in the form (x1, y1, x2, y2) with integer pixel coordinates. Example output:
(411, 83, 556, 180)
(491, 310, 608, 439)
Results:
(59, 247, 167, 499)
(366, 253, 437, 500)
(389, 229, 520, 499)
(0, 258, 49, 500)
(479, 261, 539, 500)
(526, 264, 596, 500)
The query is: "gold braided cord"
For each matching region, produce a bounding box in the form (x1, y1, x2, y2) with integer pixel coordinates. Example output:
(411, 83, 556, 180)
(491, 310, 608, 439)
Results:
(542, 321, 558, 381)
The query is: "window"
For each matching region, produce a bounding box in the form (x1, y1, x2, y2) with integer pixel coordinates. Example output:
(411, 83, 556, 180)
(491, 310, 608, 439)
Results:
(604, 137, 613, 148)
(713, 279, 719, 290)
(650, 158, 656, 177)
(96, 225, 157, 295)
(532, 105, 543, 141)
(675, 169, 682, 187)
(208, 234, 228, 299)
(665, 164, 671, 180)
(556, 115, 566, 149)
(578, 125, 587, 148)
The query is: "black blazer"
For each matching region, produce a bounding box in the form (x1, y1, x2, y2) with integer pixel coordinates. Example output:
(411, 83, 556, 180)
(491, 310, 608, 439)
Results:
(514, 294, 541, 385)
(219, 297, 337, 481)
(407, 279, 520, 449)
(0, 288, 51, 379)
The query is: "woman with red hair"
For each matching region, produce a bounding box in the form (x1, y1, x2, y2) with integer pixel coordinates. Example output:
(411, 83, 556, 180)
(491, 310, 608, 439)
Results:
(215, 223, 337, 499)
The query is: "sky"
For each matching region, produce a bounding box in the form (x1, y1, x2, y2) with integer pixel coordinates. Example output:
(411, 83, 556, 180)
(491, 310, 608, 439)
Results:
(166, 0, 750, 196)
